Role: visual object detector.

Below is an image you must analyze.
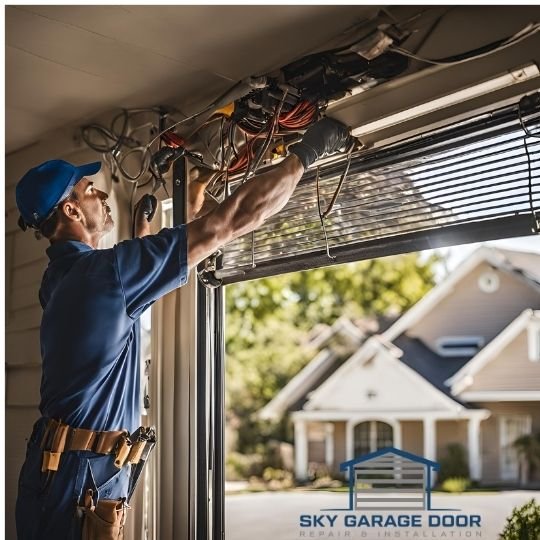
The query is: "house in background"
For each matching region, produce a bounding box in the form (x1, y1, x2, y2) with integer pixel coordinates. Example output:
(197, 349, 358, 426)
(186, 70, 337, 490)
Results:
(260, 247, 540, 486)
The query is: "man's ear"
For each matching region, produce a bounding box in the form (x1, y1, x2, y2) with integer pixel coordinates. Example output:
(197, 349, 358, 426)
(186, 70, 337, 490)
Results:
(60, 199, 82, 222)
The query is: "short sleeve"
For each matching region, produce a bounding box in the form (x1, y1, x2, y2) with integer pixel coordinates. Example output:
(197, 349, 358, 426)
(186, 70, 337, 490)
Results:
(113, 225, 189, 319)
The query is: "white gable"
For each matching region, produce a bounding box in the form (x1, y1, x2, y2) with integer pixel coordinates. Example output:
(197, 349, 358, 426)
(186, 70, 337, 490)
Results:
(304, 338, 462, 414)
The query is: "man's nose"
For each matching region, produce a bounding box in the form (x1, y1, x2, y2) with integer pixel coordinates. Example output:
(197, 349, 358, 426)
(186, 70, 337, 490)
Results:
(97, 189, 108, 200)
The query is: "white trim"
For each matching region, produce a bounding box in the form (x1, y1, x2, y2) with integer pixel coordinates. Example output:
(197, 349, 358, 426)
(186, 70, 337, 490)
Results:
(304, 336, 466, 413)
(350, 64, 540, 137)
(423, 417, 437, 462)
(467, 417, 483, 481)
(324, 423, 334, 468)
(528, 317, 540, 362)
(307, 316, 366, 349)
(460, 391, 540, 402)
(448, 310, 537, 394)
(291, 409, 490, 422)
(294, 420, 308, 481)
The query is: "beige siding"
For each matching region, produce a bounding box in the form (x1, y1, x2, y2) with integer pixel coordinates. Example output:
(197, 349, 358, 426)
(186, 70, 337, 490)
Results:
(401, 420, 423, 456)
(333, 421, 346, 473)
(307, 422, 326, 465)
(477, 402, 540, 483)
(436, 420, 468, 459)
(409, 261, 540, 351)
(308, 441, 325, 465)
(468, 329, 540, 392)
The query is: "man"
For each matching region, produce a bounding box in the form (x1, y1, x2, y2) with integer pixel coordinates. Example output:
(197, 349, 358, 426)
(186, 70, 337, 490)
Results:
(14, 117, 351, 539)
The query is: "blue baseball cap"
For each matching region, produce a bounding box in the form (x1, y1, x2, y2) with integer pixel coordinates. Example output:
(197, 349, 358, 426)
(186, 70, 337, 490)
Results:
(16, 159, 102, 229)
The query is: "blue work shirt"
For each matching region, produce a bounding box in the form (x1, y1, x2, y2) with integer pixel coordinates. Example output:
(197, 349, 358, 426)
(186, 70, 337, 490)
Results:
(38, 225, 188, 434)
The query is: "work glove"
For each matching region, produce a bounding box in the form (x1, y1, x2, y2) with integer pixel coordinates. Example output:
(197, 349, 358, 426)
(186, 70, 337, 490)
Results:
(132, 194, 158, 238)
(289, 117, 353, 169)
(134, 194, 158, 223)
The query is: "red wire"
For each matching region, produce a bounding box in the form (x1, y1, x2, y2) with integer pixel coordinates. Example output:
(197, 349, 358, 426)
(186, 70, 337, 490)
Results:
(225, 99, 318, 175)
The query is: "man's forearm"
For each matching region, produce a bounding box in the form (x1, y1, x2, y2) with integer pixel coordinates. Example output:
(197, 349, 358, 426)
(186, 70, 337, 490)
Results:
(186, 155, 304, 267)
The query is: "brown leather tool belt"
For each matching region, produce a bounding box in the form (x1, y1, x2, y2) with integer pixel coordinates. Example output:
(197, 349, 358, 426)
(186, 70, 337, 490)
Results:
(39, 418, 149, 473)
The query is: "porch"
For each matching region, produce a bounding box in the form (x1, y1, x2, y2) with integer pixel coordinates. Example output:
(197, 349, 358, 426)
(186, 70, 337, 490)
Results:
(292, 410, 490, 484)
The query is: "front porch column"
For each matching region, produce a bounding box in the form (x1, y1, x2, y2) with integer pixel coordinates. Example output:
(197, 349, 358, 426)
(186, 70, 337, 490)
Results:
(324, 423, 334, 470)
(393, 421, 402, 450)
(423, 418, 436, 460)
(467, 417, 482, 481)
(423, 418, 437, 487)
(294, 420, 308, 481)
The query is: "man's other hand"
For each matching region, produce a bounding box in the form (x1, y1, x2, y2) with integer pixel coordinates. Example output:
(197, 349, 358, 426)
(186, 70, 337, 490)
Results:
(133, 194, 158, 238)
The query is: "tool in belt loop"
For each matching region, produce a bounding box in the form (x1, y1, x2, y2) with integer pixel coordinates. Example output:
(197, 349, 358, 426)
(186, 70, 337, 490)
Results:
(127, 427, 157, 503)
(41, 419, 69, 473)
(114, 433, 132, 469)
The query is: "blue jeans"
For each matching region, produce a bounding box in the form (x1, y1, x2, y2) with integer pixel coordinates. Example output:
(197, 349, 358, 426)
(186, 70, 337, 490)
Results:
(16, 418, 131, 540)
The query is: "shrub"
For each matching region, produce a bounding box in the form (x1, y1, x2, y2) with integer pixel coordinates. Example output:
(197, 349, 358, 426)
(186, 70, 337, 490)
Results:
(499, 499, 540, 540)
(261, 467, 294, 490)
(441, 477, 470, 493)
(226, 452, 264, 480)
(312, 476, 343, 489)
(438, 443, 469, 484)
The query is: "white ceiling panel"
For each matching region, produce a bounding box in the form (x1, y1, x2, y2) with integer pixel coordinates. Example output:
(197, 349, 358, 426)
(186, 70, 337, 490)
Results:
(5, 5, 376, 153)
(6, 5, 540, 155)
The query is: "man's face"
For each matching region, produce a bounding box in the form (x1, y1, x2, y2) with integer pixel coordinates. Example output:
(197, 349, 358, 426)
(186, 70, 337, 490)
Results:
(71, 177, 114, 235)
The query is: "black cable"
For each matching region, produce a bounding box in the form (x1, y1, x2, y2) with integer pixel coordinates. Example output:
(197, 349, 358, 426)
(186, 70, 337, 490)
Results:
(518, 98, 540, 233)
(391, 22, 540, 66)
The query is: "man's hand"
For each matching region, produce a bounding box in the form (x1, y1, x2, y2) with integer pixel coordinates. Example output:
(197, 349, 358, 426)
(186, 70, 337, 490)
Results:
(133, 194, 158, 238)
(187, 167, 219, 222)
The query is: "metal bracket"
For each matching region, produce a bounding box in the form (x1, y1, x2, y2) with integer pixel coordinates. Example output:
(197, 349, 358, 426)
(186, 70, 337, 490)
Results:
(197, 250, 223, 289)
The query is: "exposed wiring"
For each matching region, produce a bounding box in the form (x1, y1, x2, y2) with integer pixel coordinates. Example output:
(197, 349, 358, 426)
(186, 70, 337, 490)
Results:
(320, 148, 354, 220)
(315, 166, 336, 261)
(145, 103, 217, 149)
(390, 22, 540, 66)
(244, 90, 289, 182)
(517, 95, 540, 233)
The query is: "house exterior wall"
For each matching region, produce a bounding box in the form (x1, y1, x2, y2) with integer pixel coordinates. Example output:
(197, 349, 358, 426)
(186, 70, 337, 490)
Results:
(333, 421, 347, 473)
(307, 422, 326, 466)
(476, 401, 540, 483)
(408, 262, 540, 351)
(401, 420, 423, 456)
(467, 330, 540, 392)
(436, 420, 468, 461)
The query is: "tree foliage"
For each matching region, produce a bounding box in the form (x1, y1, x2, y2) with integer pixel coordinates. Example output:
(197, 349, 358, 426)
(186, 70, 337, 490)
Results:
(225, 252, 442, 453)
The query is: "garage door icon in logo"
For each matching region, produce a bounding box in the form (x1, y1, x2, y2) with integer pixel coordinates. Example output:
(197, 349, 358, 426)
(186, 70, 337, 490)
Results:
(340, 447, 440, 511)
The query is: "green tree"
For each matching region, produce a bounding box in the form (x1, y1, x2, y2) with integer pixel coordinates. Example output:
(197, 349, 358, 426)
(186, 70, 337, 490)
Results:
(225, 252, 443, 454)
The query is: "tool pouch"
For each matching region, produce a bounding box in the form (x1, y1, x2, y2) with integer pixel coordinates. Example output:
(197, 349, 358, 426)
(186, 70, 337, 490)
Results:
(78, 489, 128, 540)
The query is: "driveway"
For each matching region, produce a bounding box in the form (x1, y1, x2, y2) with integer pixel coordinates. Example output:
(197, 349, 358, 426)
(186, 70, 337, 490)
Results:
(226, 490, 539, 540)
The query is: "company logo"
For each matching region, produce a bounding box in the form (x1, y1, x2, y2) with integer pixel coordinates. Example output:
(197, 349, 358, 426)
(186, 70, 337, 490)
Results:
(299, 447, 482, 536)
(340, 447, 441, 512)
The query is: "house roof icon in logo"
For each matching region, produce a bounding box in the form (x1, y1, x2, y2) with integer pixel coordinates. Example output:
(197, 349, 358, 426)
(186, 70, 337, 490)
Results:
(340, 447, 440, 511)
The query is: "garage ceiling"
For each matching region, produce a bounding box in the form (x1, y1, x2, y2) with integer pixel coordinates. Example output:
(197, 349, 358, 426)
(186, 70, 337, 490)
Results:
(5, 4, 379, 154)
(6, 5, 540, 156)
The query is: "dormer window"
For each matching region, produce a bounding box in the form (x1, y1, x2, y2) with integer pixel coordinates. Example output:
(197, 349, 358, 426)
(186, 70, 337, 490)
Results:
(435, 336, 485, 357)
